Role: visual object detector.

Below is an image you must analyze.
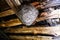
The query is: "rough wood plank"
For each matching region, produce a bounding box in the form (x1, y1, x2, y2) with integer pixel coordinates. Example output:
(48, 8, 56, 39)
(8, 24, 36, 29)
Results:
(5, 25, 60, 36)
(0, 19, 22, 27)
(0, 9, 15, 17)
(9, 35, 53, 40)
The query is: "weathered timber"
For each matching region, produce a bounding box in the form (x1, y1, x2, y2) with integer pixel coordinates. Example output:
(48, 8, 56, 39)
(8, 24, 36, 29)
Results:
(4, 25, 60, 36)
(9, 35, 53, 40)
(0, 19, 22, 27)
(0, 9, 15, 17)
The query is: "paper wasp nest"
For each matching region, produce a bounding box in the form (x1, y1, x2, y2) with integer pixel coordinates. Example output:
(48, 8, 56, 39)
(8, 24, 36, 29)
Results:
(16, 4, 39, 26)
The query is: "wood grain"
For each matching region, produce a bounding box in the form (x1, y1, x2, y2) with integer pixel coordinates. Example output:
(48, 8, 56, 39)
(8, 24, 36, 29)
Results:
(9, 35, 53, 40)
(5, 25, 60, 36)
(0, 9, 15, 17)
(0, 18, 22, 27)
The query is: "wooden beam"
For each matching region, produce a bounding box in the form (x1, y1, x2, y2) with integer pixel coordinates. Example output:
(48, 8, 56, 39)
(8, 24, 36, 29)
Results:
(5, 25, 60, 36)
(9, 35, 53, 40)
(0, 18, 22, 27)
(0, 9, 15, 17)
